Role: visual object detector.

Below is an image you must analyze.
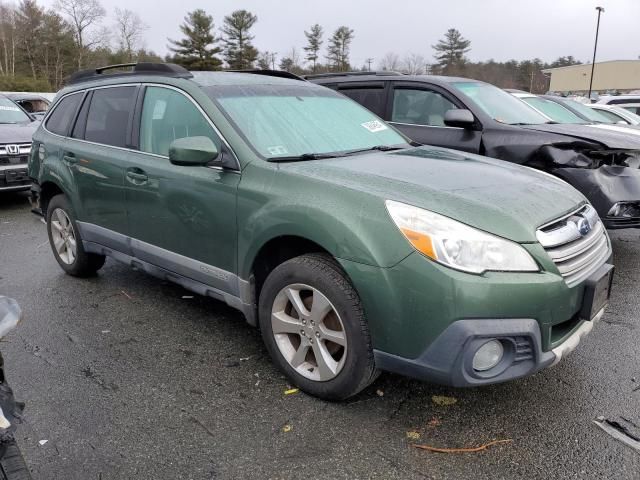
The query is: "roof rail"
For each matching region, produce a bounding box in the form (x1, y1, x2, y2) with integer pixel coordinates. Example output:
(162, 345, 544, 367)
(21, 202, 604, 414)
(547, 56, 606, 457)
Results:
(66, 62, 193, 85)
(227, 69, 306, 81)
(304, 71, 404, 80)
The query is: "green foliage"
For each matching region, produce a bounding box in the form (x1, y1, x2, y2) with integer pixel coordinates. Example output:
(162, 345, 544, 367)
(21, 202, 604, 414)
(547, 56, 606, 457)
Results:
(221, 9, 258, 69)
(326, 26, 354, 72)
(304, 24, 323, 71)
(0, 75, 51, 91)
(432, 28, 471, 74)
(168, 9, 222, 71)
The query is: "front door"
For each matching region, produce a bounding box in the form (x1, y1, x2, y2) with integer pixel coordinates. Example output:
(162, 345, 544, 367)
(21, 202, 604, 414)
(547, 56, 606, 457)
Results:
(388, 83, 482, 153)
(125, 85, 240, 292)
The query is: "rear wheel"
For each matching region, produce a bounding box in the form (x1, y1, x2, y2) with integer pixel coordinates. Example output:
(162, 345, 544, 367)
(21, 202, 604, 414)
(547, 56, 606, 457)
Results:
(258, 253, 378, 400)
(46, 194, 105, 277)
(0, 441, 31, 480)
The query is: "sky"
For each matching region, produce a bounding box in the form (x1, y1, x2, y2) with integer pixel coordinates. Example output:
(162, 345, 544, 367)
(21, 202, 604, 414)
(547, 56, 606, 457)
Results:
(38, 0, 640, 68)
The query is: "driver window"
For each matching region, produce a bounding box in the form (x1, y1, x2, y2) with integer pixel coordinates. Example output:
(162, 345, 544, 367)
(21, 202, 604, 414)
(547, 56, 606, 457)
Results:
(392, 88, 457, 127)
(140, 86, 221, 157)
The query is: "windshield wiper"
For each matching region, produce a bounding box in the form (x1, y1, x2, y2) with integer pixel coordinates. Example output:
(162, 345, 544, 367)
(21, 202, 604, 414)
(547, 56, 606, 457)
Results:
(267, 152, 342, 162)
(343, 145, 406, 156)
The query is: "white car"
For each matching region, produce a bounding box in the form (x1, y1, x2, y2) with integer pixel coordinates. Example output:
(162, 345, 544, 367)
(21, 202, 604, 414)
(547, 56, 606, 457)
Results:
(587, 103, 640, 126)
(597, 95, 640, 116)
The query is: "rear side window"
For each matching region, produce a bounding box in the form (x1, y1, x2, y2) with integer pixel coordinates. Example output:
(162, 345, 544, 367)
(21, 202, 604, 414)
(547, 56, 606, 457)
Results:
(85, 87, 137, 148)
(392, 88, 458, 126)
(139, 86, 220, 157)
(45, 93, 82, 136)
(338, 87, 386, 117)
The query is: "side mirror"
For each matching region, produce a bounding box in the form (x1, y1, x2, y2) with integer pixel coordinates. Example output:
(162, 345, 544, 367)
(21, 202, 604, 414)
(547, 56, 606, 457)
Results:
(169, 136, 220, 166)
(616, 120, 629, 125)
(444, 109, 475, 129)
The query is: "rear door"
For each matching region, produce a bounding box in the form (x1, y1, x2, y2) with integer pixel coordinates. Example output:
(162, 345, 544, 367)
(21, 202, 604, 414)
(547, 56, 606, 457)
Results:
(65, 85, 138, 250)
(125, 85, 240, 290)
(388, 82, 482, 153)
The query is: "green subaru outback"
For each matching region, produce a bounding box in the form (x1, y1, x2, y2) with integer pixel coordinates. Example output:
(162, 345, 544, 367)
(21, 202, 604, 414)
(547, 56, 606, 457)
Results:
(28, 63, 614, 400)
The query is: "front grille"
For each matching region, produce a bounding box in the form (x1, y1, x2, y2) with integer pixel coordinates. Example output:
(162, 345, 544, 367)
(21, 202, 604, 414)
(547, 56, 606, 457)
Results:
(537, 205, 610, 287)
(0, 143, 31, 166)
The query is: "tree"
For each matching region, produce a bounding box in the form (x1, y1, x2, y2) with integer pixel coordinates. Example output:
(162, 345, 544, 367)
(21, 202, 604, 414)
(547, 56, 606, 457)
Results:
(303, 24, 323, 72)
(168, 9, 222, 70)
(15, 0, 44, 79)
(114, 8, 147, 62)
(379, 52, 400, 71)
(257, 50, 276, 70)
(326, 26, 353, 72)
(221, 9, 258, 70)
(56, 0, 106, 69)
(432, 28, 471, 74)
(549, 55, 582, 68)
(401, 53, 425, 75)
(278, 47, 303, 74)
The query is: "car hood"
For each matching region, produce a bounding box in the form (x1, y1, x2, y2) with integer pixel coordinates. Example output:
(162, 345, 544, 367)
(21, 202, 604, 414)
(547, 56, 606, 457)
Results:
(280, 147, 586, 243)
(522, 123, 640, 150)
(0, 122, 39, 144)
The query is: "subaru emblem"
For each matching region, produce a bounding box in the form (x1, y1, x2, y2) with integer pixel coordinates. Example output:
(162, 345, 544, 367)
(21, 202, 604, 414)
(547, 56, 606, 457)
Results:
(6, 144, 19, 155)
(577, 217, 592, 236)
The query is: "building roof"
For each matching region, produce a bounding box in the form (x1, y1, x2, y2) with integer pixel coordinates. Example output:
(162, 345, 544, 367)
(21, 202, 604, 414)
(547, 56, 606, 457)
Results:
(542, 59, 640, 73)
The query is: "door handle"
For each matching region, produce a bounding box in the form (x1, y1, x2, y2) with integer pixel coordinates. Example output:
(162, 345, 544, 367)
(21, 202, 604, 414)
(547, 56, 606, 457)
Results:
(126, 170, 148, 183)
(62, 153, 77, 166)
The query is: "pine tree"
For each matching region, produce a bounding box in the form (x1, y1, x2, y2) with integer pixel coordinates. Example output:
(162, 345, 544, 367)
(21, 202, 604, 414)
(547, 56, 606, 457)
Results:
(221, 9, 258, 70)
(432, 28, 471, 74)
(326, 26, 353, 72)
(168, 9, 222, 71)
(303, 24, 323, 72)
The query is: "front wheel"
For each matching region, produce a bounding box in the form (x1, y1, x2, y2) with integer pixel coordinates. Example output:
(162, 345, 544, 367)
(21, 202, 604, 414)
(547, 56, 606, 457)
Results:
(258, 253, 378, 400)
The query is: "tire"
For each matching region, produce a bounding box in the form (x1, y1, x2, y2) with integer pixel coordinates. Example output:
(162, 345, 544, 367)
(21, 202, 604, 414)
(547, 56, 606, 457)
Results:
(46, 194, 105, 277)
(258, 253, 378, 400)
(0, 442, 31, 480)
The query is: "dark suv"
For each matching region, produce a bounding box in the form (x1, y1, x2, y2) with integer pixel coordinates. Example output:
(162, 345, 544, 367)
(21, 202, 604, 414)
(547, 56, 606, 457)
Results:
(309, 73, 640, 228)
(28, 64, 613, 400)
(0, 94, 38, 193)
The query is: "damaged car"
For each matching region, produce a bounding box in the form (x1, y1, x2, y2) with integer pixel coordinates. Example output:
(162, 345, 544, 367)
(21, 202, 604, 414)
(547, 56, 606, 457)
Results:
(308, 73, 640, 228)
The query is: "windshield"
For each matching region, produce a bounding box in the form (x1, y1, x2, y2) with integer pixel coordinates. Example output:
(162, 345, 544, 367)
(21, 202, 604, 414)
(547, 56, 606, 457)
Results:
(206, 84, 407, 159)
(522, 97, 586, 124)
(557, 99, 611, 123)
(0, 97, 30, 124)
(452, 81, 548, 125)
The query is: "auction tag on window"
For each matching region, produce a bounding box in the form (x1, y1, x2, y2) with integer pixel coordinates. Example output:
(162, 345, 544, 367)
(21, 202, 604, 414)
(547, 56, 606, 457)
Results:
(361, 120, 388, 133)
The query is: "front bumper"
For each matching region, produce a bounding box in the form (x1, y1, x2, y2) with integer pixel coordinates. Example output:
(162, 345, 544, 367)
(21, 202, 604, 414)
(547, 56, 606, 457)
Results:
(374, 308, 604, 387)
(0, 166, 30, 192)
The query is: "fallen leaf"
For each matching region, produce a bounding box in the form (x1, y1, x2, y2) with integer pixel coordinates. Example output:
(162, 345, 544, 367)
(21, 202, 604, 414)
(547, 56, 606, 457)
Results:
(38, 440, 48, 446)
(284, 388, 299, 395)
(282, 424, 292, 433)
(406, 431, 421, 440)
(431, 395, 457, 406)
(412, 439, 512, 454)
(376, 389, 384, 397)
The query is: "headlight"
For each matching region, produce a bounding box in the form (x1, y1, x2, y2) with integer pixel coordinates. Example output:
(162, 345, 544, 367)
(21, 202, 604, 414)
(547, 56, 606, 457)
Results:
(385, 200, 539, 274)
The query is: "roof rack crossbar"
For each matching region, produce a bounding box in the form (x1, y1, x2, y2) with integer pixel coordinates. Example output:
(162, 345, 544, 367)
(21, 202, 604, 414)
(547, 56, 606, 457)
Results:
(226, 69, 306, 81)
(66, 62, 193, 85)
(304, 71, 404, 80)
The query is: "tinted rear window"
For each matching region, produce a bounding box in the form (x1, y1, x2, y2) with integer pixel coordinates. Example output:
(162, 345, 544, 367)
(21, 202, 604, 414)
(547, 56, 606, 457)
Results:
(85, 87, 137, 147)
(339, 87, 386, 117)
(45, 93, 82, 136)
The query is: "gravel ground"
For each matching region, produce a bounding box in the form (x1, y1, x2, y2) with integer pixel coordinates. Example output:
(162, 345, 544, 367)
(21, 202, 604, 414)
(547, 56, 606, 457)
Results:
(1, 191, 639, 479)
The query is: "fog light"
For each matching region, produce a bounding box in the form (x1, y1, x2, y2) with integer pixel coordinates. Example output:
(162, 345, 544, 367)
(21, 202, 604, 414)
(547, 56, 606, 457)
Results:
(472, 340, 504, 372)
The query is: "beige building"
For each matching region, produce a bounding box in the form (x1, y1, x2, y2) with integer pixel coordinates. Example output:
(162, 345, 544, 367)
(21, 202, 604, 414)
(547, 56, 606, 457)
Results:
(542, 60, 640, 94)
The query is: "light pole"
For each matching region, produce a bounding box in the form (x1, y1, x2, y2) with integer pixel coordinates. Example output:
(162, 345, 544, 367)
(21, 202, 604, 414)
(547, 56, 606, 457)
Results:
(588, 6, 605, 101)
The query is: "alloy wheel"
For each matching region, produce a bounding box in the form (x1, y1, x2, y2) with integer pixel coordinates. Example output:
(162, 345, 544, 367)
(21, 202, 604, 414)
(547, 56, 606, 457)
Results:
(50, 208, 77, 265)
(271, 283, 348, 381)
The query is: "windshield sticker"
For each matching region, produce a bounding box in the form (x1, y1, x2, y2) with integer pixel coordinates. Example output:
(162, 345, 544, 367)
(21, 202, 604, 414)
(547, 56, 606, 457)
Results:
(0, 106, 21, 112)
(267, 145, 288, 156)
(361, 120, 388, 133)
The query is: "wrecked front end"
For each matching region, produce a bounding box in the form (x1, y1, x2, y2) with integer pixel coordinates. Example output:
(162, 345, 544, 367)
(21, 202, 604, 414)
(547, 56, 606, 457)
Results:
(537, 144, 640, 229)
(0, 298, 25, 447)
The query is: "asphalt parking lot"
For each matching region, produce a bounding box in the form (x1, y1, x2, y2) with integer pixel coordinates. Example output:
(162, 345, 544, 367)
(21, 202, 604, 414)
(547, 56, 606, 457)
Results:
(0, 191, 639, 480)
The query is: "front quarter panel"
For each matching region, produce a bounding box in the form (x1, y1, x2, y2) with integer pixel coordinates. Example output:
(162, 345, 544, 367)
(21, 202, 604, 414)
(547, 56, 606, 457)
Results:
(236, 161, 414, 279)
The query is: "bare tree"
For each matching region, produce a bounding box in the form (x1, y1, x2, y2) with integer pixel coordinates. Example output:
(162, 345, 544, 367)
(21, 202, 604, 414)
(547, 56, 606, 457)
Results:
(114, 7, 147, 61)
(402, 53, 426, 75)
(379, 52, 400, 71)
(0, 2, 18, 76)
(56, 0, 105, 68)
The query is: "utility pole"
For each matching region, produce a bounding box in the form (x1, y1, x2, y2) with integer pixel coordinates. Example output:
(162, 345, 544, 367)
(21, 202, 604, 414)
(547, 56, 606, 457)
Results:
(588, 6, 605, 101)
(365, 57, 373, 71)
(270, 53, 277, 70)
